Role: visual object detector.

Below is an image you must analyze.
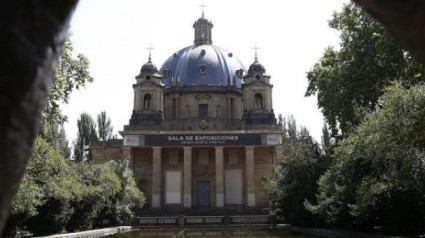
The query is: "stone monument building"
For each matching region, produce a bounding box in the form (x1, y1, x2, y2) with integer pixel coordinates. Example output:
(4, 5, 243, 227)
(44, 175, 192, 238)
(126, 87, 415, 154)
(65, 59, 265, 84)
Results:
(92, 12, 283, 213)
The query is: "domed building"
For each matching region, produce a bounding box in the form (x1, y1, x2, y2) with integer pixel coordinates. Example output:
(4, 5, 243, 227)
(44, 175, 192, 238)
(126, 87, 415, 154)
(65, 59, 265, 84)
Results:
(92, 13, 282, 214)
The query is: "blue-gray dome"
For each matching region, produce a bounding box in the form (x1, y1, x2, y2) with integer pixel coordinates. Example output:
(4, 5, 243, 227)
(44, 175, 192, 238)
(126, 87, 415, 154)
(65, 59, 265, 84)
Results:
(160, 45, 246, 88)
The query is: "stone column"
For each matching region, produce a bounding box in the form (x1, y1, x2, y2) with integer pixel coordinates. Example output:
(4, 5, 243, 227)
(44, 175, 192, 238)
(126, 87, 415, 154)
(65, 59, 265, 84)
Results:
(122, 147, 134, 169)
(152, 147, 162, 208)
(245, 146, 256, 207)
(215, 146, 224, 208)
(183, 147, 192, 208)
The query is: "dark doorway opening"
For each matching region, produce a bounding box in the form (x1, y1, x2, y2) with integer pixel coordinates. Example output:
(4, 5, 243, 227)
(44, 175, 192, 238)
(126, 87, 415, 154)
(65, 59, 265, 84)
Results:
(196, 181, 211, 209)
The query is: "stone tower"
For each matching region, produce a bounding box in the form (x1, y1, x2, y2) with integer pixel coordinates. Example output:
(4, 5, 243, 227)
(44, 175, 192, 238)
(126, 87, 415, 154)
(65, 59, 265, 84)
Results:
(242, 53, 276, 125)
(130, 54, 164, 126)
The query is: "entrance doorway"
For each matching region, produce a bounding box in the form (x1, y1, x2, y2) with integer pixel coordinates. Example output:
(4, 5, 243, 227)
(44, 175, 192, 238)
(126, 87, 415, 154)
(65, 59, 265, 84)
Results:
(196, 181, 211, 209)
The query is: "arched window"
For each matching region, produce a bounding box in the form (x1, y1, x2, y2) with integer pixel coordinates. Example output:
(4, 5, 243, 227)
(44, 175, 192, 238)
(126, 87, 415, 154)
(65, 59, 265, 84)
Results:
(255, 93, 263, 109)
(144, 94, 152, 110)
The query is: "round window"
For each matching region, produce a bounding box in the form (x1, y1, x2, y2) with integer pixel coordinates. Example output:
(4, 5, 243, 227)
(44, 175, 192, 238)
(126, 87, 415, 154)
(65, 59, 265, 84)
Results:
(145, 75, 151, 80)
(255, 75, 261, 80)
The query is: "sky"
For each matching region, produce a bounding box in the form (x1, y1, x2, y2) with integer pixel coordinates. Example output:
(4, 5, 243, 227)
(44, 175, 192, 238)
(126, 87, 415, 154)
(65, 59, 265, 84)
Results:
(63, 0, 349, 144)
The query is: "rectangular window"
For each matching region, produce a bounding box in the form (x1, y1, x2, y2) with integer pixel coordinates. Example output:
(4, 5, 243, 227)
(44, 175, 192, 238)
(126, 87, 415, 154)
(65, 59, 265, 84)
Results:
(165, 170, 182, 204)
(225, 169, 243, 204)
(198, 104, 208, 119)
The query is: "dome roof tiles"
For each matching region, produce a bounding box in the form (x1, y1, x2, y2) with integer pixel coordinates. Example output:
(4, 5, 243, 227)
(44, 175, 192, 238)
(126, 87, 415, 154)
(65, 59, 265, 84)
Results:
(160, 45, 245, 88)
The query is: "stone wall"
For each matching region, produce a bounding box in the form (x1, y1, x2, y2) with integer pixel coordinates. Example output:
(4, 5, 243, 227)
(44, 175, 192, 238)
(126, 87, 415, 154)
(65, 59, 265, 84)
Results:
(163, 91, 243, 120)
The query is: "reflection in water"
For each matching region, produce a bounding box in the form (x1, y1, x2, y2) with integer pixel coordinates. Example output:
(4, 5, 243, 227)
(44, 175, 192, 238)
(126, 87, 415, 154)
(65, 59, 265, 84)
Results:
(106, 227, 312, 238)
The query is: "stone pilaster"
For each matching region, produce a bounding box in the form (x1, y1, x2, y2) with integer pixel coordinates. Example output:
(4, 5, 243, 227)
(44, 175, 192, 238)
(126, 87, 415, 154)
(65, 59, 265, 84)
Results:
(215, 146, 224, 207)
(245, 146, 255, 207)
(183, 147, 192, 208)
(152, 147, 161, 208)
(273, 145, 284, 164)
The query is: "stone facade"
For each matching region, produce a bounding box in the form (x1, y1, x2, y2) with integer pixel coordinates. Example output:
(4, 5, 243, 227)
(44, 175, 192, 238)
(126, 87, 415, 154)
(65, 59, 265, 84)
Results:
(91, 13, 283, 214)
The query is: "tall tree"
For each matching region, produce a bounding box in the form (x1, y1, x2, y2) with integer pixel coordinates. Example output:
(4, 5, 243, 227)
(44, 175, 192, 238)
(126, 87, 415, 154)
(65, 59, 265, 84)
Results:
(265, 116, 327, 226)
(306, 84, 425, 234)
(74, 113, 97, 162)
(306, 3, 424, 137)
(39, 121, 70, 159)
(43, 35, 93, 124)
(97, 111, 113, 141)
(321, 123, 331, 152)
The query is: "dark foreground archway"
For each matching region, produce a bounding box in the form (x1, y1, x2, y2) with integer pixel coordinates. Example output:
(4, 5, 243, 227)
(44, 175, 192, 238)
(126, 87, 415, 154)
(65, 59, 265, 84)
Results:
(0, 1, 78, 235)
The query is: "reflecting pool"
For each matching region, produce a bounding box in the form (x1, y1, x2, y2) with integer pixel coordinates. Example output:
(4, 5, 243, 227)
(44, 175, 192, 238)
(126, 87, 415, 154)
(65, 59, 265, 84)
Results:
(105, 227, 315, 238)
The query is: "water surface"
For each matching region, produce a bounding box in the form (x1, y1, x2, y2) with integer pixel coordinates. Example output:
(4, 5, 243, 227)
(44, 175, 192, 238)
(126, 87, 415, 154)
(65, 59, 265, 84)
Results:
(106, 227, 315, 238)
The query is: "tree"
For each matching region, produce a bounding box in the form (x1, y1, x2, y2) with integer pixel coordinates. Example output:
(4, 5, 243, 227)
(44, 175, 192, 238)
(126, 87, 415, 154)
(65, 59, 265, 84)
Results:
(97, 111, 113, 141)
(306, 3, 424, 137)
(3, 169, 43, 237)
(39, 120, 71, 159)
(39, 34, 93, 160)
(9, 137, 80, 236)
(74, 113, 98, 162)
(5, 138, 145, 236)
(306, 83, 425, 235)
(93, 160, 145, 227)
(321, 123, 331, 153)
(43, 35, 93, 124)
(265, 116, 327, 225)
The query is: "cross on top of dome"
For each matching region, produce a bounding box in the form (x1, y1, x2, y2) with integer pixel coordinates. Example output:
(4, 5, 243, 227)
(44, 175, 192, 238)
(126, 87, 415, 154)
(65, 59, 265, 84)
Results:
(252, 44, 260, 63)
(146, 44, 155, 63)
(200, 2, 207, 18)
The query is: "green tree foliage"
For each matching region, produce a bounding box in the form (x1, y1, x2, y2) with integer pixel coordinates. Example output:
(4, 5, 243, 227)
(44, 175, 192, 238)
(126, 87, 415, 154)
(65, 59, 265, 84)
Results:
(44, 35, 93, 124)
(39, 120, 71, 159)
(306, 84, 425, 235)
(3, 170, 43, 237)
(6, 137, 80, 236)
(306, 3, 424, 137)
(4, 137, 144, 236)
(265, 117, 328, 225)
(74, 113, 98, 162)
(94, 160, 145, 227)
(97, 111, 114, 141)
(37, 34, 92, 160)
(321, 123, 331, 153)
(67, 161, 144, 231)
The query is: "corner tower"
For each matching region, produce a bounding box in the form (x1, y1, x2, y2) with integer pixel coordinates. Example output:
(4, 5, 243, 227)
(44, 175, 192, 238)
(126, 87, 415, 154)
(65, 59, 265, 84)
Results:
(242, 51, 276, 125)
(130, 52, 164, 126)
